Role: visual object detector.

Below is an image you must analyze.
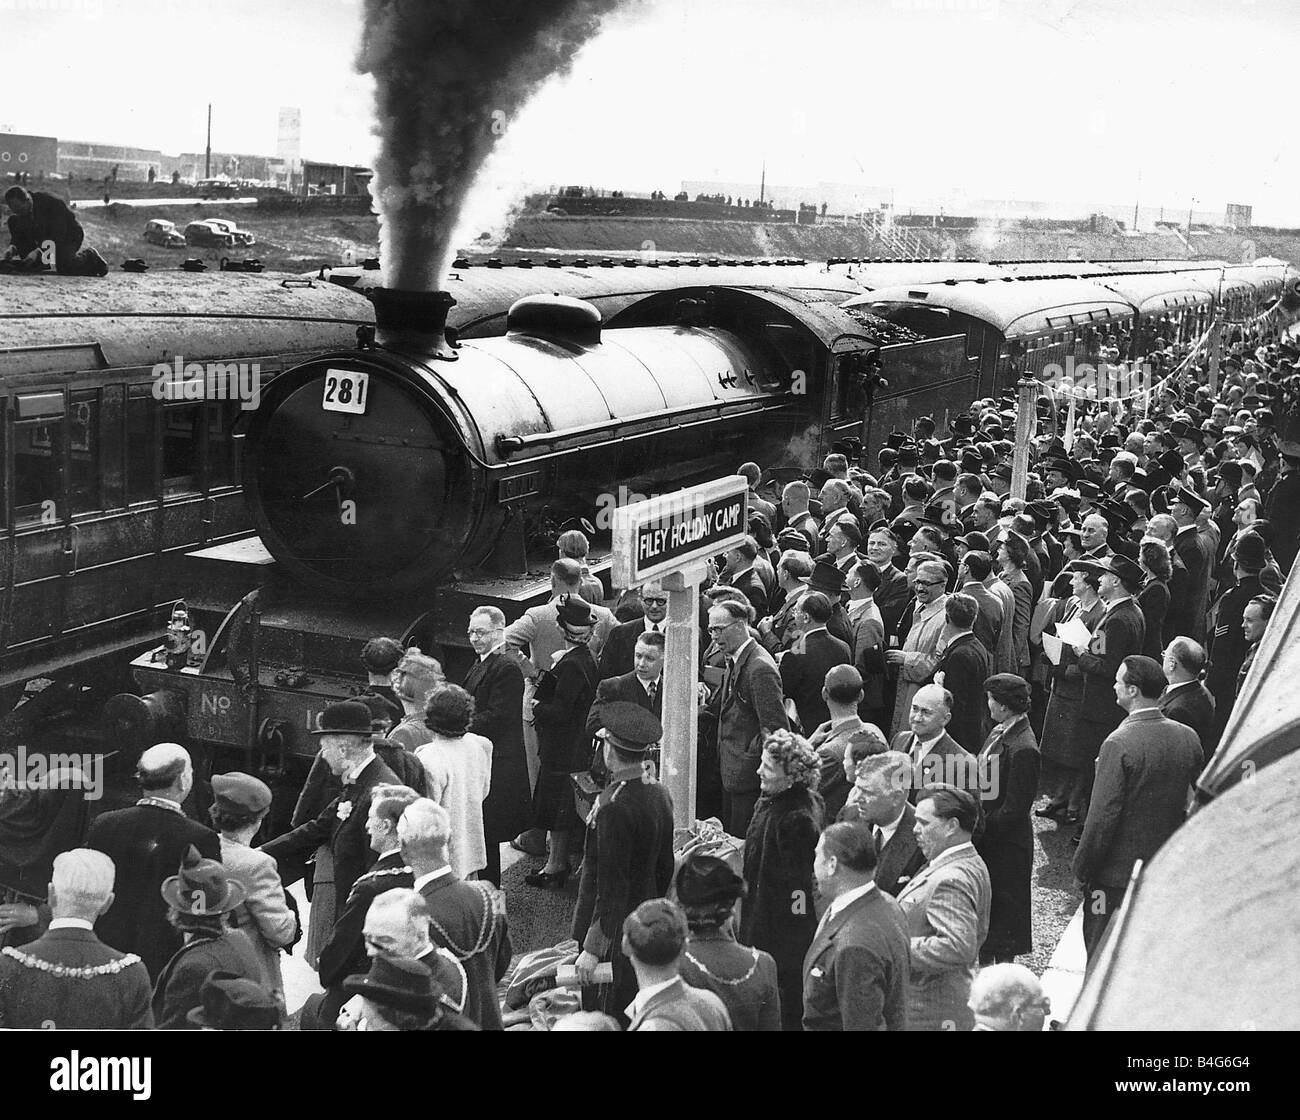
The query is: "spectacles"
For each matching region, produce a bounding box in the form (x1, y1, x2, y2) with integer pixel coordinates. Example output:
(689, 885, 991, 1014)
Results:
(641, 597, 668, 605)
(707, 621, 741, 634)
(914, 579, 945, 588)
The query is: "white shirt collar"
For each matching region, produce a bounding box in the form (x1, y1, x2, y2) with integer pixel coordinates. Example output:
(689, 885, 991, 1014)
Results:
(801, 626, 828, 640)
(639, 675, 660, 694)
(729, 636, 755, 663)
(911, 731, 945, 765)
(626, 976, 680, 1022)
(49, 918, 94, 932)
(1164, 678, 1198, 694)
(826, 880, 877, 922)
(480, 640, 505, 662)
(413, 867, 453, 892)
(643, 616, 664, 633)
(878, 807, 907, 848)
(930, 840, 975, 868)
(345, 754, 376, 785)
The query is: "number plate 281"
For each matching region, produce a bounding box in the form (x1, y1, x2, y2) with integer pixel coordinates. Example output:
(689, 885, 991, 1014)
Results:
(322, 370, 370, 414)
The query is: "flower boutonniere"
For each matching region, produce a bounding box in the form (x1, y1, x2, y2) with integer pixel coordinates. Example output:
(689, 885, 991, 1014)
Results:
(337, 800, 353, 823)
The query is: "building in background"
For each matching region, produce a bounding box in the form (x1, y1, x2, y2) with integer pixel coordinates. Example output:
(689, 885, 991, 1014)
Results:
(1, 132, 59, 180)
(1225, 203, 1253, 230)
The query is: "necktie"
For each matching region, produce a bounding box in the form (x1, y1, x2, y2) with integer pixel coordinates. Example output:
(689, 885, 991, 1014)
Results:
(873, 827, 884, 855)
(722, 659, 735, 704)
(647, 680, 658, 706)
(650, 622, 660, 633)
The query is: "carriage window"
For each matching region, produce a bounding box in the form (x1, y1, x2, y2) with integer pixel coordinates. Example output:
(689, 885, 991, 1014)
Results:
(163, 405, 202, 495)
(13, 419, 63, 523)
(126, 395, 157, 503)
(68, 390, 101, 514)
(207, 402, 237, 488)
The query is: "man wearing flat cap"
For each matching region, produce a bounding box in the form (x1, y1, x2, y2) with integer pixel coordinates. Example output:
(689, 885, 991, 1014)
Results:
(85, 742, 220, 979)
(0, 850, 154, 1029)
(261, 700, 400, 910)
(573, 702, 676, 1020)
(209, 772, 297, 998)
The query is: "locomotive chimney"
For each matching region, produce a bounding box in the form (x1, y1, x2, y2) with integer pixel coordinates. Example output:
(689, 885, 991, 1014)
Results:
(367, 288, 458, 361)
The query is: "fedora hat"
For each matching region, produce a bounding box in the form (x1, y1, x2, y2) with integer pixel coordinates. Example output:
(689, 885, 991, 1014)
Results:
(161, 845, 246, 916)
(343, 955, 439, 1018)
(187, 971, 281, 1030)
(807, 559, 846, 595)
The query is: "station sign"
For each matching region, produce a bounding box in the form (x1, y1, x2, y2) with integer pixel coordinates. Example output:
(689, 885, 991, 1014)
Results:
(612, 475, 749, 587)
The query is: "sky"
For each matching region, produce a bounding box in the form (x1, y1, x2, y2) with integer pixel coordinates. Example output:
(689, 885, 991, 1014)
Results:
(4, 0, 1299, 224)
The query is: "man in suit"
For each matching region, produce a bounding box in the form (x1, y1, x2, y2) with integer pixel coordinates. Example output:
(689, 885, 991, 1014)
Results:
(758, 553, 813, 654)
(463, 605, 530, 887)
(808, 665, 872, 819)
(209, 772, 297, 998)
(261, 701, 400, 909)
(719, 536, 770, 619)
(0, 850, 153, 1029)
(85, 742, 220, 979)
(932, 593, 992, 755)
(1204, 532, 1268, 747)
(837, 752, 925, 896)
(1265, 442, 1300, 573)
(1159, 638, 1216, 763)
(803, 820, 910, 1031)
(1074, 656, 1202, 960)
(573, 704, 676, 1019)
(886, 559, 950, 737)
(889, 684, 977, 802)
(705, 599, 791, 836)
(779, 591, 851, 733)
(505, 558, 616, 854)
(623, 898, 732, 1031)
(400, 799, 511, 1029)
(312, 783, 420, 1026)
(896, 786, 991, 1031)
(957, 551, 1008, 672)
(781, 480, 821, 553)
(588, 631, 664, 735)
(1168, 486, 1215, 644)
(866, 526, 911, 641)
(598, 581, 668, 679)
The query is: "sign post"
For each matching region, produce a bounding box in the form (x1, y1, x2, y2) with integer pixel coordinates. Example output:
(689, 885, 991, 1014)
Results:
(611, 476, 749, 828)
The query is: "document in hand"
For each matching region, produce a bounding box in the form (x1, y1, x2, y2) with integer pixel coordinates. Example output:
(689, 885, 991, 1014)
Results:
(1055, 617, 1094, 650)
(1042, 632, 1064, 666)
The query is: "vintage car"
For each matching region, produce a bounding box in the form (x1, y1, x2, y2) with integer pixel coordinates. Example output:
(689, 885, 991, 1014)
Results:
(203, 217, 256, 246)
(184, 219, 255, 248)
(143, 218, 186, 247)
(196, 178, 240, 198)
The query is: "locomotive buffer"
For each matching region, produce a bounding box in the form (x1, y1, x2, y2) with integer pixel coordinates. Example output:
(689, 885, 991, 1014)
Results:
(611, 476, 749, 827)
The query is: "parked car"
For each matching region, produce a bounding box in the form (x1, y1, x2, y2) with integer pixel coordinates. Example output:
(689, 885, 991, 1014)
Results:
(203, 218, 256, 246)
(143, 218, 186, 248)
(196, 178, 239, 198)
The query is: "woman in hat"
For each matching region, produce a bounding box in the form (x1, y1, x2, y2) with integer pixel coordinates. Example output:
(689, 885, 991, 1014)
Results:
(996, 534, 1034, 675)
(739, 729, 823, 1031)
(673, 852, 781, 1032)
(1137, 539, 1172, 662)
(976, 674, 1040, 964)
(1038, 562, 1106, 822)
(416, 685, 493, 880)
(525, 595, 600, 888)
(153, 846, 264, 1029)
(389, 648, 446, 751)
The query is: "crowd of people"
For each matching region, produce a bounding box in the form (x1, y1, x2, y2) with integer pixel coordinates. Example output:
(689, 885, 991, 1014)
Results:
(0, 319, 1295, 1031)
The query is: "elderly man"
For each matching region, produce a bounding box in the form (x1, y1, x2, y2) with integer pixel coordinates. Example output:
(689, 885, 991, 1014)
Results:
(1168, 486, 1215, 644)
(462, 604, 530, 887)
(719, 536, 770, 618)
(817, 479, 858, 552)
(889, 684, 976, 801)
(969, 963, 1051, 1031)
(705, 598, 790, 836)
(781, 480, 821, 553)
(896, 787, 991, 1031)
(1079, 512, 1112, 561)
(312, 783, 420, 1026)
(803, 820, 910, 1031)
(1159, 638, 1216, 763)
(1074, 657, 1201, 960)
(0, 850, 153, 1029)
(399, 799, 511, 1029)
(505, 558, 616, 855)
(837, 751, 925, 896)
(209, 772, 297, 998)
(261, 700, 400, 908)
(886, 559, 950, 737)
(599, 581, 669, 679)
(573, 704, 676, 1019)
(624, 898, 732, 1031)
(84, 742, 220, 978)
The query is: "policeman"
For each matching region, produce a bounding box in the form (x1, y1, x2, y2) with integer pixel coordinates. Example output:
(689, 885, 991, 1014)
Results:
(571, 702, 675, 1019)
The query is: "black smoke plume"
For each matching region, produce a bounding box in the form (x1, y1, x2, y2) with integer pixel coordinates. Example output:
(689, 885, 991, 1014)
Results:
(358, 0, 624, 292)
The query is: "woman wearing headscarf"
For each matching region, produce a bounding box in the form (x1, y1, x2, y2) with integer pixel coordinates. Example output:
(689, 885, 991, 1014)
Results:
(525, 595, 600, 888)
(416, 685, 493, 880)
(976, 674, 1040, 964)
(739, 729, 823, 1031)
(674, 852, 782, 1031)
(1038, 560, 1106, 822)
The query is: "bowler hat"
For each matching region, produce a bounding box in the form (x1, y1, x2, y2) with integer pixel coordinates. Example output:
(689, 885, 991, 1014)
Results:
(311, 699, 375, 738)
(1170, 484, 1209, 516)
(674, 852, 746, 910)
(807, 560, 846, 594)
(161, 845, 246, 916)
(600, 701, 662, 752)
(187, 971, 281, 1030)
